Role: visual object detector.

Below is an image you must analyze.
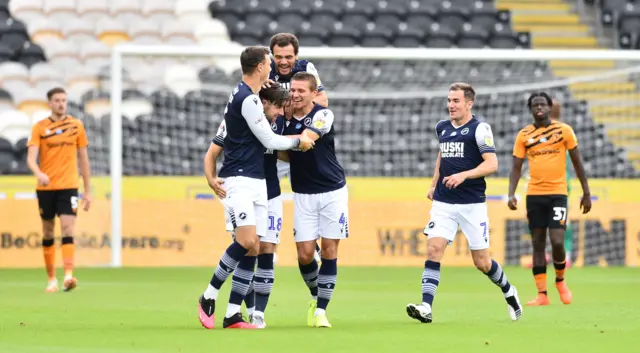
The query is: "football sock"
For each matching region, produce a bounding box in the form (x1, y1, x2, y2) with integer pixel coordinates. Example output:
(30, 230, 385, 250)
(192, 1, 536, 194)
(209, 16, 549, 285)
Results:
(421, 260, 441, 306)
(554, 260, 566, 283)
(244, 280, 255, 316)
(316, 258, 337, 314)
(42, 238, 55, 280)
(533, 266, 548, 295)
(486, 259, 515, 297)
(61, 236, 74, 279)
(204, 241, 248, 300)
(227, 255, 256, 318)
(298, 259, 319, 300)
(254, 253, 275, 313)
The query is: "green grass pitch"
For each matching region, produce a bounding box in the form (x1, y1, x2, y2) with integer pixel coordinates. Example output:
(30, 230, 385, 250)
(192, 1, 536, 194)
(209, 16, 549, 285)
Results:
(1, 266, 639, 353)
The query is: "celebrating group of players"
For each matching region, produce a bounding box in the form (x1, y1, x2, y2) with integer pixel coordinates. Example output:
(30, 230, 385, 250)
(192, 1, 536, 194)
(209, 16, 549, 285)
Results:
(24, 32, 592, 329)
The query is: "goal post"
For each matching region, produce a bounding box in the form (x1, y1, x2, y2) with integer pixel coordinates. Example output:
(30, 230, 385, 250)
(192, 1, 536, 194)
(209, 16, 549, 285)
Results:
(108, 44, 640, 268)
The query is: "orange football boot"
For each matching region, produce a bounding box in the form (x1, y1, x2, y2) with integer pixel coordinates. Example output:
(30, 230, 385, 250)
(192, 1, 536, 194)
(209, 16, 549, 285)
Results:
(526, 293, 550, 306)
(556, 281, 572, 305)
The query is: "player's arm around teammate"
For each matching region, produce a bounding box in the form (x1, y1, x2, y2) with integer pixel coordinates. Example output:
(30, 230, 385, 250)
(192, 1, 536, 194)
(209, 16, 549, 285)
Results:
(26, 87, 90, 293)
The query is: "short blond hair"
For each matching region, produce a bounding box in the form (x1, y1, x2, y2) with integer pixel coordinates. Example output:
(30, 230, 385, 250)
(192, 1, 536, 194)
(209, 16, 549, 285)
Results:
(449, 82, 475, 102)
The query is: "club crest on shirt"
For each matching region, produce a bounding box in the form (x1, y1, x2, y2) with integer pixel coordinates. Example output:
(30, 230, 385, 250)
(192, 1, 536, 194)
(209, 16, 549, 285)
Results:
(271, 122, 277, 131)
(461, 127, 469, 135)
(303, 117, 312, 126)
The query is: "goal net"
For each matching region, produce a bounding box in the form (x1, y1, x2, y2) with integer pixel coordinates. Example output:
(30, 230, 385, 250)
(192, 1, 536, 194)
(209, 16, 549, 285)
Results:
(101, 45, 638, 268)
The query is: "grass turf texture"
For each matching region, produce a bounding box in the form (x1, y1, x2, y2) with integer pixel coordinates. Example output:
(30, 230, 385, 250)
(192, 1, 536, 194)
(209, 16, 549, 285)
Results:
(1, 267, 638, 353)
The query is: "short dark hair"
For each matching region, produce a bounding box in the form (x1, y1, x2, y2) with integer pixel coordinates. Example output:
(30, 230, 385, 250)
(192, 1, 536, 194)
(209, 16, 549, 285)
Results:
(259, 82, 289, 107)
(47, 87, 66, 100)
(449, 82, 475, 102)
(240, 46, 270, 75)
(527, 92, 553, 109)
(291, 72, 318, 92)
(269, 33, 299, 55)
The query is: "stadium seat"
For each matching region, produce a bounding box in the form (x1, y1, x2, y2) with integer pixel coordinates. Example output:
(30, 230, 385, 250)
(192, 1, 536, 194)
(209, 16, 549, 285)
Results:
(14, 88, 49, 116)
(1, 18, 30, 52)
(129, 20, 162, 44)
(0, 42, 13, 63)
(44, 0, 77, 24)
(95, 18, 130, 47)
(110, 0, 143, 25)
(163, 64, 201, 97)
(31, 109, 51, 124)
(161, 20, 196, 45)
(9, 0, 45, 24)
(142, 0, 175, 25)
(0, 136, 14, 174)
(40, 39, 79, 70)
(61, 19, 94, 45)
(121, 88, 153, 120)
(81, 89, 111, 118)
(0, 61, 30, 94)
(76, 0, 109, 24)
(0, 88, 14, 113)
(30, 62, 64, 90)
(175, 0, 211, 25)
(194, 19, 230, 45)
(78, 40, 111, 69)
(28, 18, 62, 45)
(0, 109, 31, 145)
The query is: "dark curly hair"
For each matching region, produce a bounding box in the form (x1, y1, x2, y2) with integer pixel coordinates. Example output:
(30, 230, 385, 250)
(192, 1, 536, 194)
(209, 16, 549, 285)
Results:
(527, 92, 553, 109)
(259, 82, 289, 107)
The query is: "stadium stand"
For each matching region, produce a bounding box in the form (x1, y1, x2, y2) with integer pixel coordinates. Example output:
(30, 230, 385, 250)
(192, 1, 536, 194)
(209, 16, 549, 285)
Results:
(0, 0, 637, 178)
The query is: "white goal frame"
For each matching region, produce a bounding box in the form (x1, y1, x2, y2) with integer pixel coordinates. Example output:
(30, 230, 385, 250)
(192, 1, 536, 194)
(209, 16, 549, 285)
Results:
(109, 44, 640, 267)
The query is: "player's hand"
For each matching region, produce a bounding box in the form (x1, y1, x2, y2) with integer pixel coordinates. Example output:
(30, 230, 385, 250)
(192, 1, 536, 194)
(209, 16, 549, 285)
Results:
(36, 172, 49, 186)
(442, 173, 466, 189)
(580, 193, 592, 214)
(209, 178, 227, 199)
(298, 136, 315, 152)
(507, 195, 518, 210)
(261, 79, 276, 90)
(82, 191, 92, 211)
(427, 186, 435, 200)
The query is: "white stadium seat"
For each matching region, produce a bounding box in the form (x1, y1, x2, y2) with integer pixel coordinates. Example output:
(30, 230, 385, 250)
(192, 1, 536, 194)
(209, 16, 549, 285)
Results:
(0, 62, 31, 97)
(194, 19, 230, 46)
(110, 0, 144, 25)
(9, 0, 46, 24)
(77, 0, 109, 24)
(29, 62, 65, 91)
(129, 20, 162, 45)
(39, 38, 81, 71)
(163, 64, 201, 97)
(213, 41, 243, 75)
(0, 110, 32, 145)
(175, 0, 211, 26)
(61, 19, 94, 45)
(13, 88, 50, 120)
(78, 40, 111, 69)
(31, 109, 53, 125)
(28, 18, 63, 45)
(161, 20, 196, 45)
(44, 0, 78, 24)
(142, 0, 175, 25)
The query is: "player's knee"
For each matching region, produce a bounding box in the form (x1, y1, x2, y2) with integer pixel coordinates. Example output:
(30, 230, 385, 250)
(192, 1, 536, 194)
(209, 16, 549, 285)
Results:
(320, 238, 339, 259)
(61, 223, 74, 237)
(426, 242, 445, 261)
(549, 230, 564, 249)
(259, 242, 276, 254)
(42, 220, 55, 238)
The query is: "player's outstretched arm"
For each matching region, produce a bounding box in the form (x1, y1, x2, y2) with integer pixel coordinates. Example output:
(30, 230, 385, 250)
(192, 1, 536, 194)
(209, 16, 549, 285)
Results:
(241, 95, 309, 150)
(568, 146, 591, 214)
(463, 152, 499, 179)
(508, 156, 524, 210)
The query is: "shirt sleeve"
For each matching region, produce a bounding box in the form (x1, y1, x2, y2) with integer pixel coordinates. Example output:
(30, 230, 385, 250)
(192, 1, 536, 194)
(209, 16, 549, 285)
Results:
(434, 120, 445, 141)
(475, 122, 496, 154)
(306, 62, 325, 92)
(241, 95, 300, 150)
(564, 124, 578, 150)
(512, 131, 526, 159)
(77, 121, 88, 148)
(307, 109, 334, 137)
(212, 120, 226, 147)
(26, 123, 41, 147)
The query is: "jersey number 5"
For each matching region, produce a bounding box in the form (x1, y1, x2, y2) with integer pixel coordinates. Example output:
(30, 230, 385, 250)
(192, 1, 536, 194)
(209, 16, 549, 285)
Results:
(553, 207, 567, 221)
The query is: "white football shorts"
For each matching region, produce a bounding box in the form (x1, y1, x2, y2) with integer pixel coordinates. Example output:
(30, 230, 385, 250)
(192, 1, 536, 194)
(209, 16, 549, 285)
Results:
(293, 186, 349, 243)
(220, 176, 268, 237)
(424, 200, 490, 250)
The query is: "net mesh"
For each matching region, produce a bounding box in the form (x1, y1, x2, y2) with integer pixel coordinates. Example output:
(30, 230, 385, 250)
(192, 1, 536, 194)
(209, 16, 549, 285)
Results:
(93, 53, 635, 266)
